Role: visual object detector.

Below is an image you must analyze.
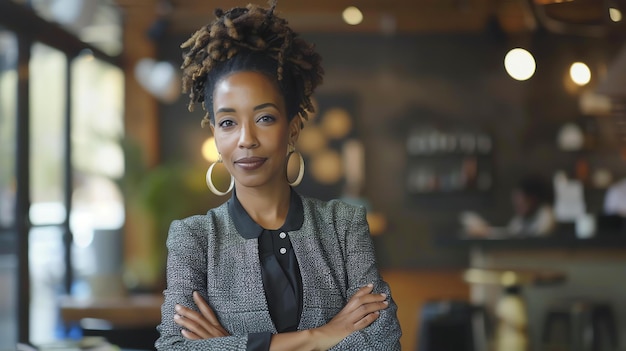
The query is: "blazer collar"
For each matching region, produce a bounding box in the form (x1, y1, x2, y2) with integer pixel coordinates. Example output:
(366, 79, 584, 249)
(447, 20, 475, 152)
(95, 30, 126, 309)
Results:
(228, 188, 304, 239)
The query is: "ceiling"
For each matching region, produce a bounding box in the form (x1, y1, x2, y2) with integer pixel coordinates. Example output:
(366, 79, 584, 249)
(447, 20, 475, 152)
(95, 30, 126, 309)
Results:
(113, 0, 625, 36)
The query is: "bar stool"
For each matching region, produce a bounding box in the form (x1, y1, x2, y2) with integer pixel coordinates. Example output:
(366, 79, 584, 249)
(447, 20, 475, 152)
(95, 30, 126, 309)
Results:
(463, 267, 567, 351)
(542, 300, 619, 351)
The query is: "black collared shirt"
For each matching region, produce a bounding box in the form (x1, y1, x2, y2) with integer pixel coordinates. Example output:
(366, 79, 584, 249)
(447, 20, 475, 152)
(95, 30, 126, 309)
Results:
(228, 189, 304, 351)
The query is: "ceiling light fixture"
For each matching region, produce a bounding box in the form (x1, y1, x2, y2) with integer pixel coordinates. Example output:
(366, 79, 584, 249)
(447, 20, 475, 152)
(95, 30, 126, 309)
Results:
(342, 6, 363, 25)
(504, 48, 536, 81)
(609, 7, 622, 22)
(570, 62, 591, 86)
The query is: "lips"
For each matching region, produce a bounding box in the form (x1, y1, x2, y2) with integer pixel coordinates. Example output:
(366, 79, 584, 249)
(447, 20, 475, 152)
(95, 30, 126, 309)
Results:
(234, 156, 267, 171)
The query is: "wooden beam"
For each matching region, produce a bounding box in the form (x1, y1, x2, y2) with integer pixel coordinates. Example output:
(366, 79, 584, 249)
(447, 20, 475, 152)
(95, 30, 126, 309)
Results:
(116, 0, 533, 35)
(0, 1, 120, 66)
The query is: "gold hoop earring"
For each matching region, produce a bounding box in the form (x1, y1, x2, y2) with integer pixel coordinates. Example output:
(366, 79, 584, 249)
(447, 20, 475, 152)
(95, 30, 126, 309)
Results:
(206, 155, 234, 196)
(287, 146, 305, 187)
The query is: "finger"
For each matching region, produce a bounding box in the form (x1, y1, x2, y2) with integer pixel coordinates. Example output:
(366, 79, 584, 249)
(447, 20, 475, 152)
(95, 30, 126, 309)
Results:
(345, 291, 387, 312)
(344, 284, 375, 309)
(192, 293, 230, 336)
(177, 313, 222, 339)
(193, 292, 221, 326)
(175, 304, 206, 326)
(355, 299, 388, 317)
(175, 314, 201, 339)
(353, 283, 375, 297)
(181, 328, 201, 340)
(175, 305, 229, 338)
(353, 311, 381, 330)
(175, 305, 214, 338)
(174, 313, 203, 337)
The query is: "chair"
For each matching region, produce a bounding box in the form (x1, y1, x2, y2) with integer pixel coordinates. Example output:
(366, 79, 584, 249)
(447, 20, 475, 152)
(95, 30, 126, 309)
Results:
(416, 300, 489, 351)
(80, 318, 159, 351)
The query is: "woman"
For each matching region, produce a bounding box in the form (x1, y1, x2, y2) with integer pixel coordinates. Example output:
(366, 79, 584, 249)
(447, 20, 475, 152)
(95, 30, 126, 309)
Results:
(155, 2, 401, 350)
(507, 175, 556, 236)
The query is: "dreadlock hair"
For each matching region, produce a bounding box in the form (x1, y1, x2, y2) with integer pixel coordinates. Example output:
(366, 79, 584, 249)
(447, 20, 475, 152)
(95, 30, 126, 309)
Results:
(180, 0, 324, 128)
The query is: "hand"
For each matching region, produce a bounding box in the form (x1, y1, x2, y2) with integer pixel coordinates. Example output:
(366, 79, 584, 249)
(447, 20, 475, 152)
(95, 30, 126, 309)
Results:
(174, 291, 230, 339)
(313, 283, 389, 350)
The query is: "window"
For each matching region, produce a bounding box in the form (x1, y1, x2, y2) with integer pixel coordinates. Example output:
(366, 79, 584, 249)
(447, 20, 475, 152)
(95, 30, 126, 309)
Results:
(70, 54, 125, 296)
(29, 43, 68, 226)
(0, 27, 18, 351)
(1, 2, 125, 344)
(28, 42, 68, 344)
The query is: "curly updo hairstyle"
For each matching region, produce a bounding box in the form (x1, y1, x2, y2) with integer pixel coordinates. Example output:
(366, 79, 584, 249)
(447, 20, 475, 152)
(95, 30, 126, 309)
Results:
(180, 0, 324, 128)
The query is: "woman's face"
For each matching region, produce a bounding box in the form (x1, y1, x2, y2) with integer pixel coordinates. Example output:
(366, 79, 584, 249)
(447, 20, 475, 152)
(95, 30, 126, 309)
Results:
(210, 71, 300, 190)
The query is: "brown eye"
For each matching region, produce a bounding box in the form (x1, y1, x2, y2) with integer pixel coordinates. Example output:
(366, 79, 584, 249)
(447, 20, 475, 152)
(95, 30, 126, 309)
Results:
(218, 119, 235, 128)
(257, 115, 275, 123)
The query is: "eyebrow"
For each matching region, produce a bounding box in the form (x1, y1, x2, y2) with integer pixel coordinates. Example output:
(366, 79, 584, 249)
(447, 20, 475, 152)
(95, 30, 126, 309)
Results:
(215, 103, 280, 114)
(253, 103, 279, 111)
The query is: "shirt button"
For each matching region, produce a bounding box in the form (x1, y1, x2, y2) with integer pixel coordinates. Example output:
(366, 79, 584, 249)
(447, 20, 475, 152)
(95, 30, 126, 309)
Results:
(279, 247, 287, 255)
(279, 232, 287, 239)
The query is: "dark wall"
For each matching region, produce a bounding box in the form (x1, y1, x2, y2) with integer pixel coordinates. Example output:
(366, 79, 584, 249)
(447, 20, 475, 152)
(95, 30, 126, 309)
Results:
(156, 30, 626, 268)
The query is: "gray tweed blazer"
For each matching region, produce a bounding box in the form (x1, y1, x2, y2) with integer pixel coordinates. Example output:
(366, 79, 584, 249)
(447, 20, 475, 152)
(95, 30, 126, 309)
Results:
(155, 195, 402, 350)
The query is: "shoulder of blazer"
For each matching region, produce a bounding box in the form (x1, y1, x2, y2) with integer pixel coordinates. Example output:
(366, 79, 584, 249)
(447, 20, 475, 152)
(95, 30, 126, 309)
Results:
(174, 201, 231, 236)
(300, 195, 366, 221)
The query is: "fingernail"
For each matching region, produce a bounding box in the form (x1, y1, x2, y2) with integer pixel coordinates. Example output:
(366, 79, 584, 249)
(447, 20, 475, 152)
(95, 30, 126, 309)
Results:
(175, 304, 181, 311)
(174, 314, 180, 319)
(375, 310, 380, 314)
(383, 301, 389, 305)
(367, 283, 374, 287)
(381, 293, 387, 299)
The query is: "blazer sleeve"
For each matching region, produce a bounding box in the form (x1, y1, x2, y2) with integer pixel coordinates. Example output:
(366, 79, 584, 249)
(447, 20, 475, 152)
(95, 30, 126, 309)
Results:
(155, 218, 249, 351)
(329, 205, 402, 351)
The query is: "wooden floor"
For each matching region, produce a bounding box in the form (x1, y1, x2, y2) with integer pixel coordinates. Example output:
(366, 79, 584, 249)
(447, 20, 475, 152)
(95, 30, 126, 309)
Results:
(381, 269, 470, 351)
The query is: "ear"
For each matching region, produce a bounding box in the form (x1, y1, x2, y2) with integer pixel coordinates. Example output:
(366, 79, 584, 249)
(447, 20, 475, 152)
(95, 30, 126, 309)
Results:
(288, 117, 302, 146)
(209, 124, 219, 150)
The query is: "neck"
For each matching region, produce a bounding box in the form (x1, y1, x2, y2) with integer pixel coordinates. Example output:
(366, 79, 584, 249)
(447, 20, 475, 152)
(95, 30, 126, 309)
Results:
(234, 183, 292, 230)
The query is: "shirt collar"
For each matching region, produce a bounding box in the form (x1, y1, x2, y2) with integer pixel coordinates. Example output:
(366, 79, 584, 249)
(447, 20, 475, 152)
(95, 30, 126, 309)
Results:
(228, 188, 304, 239)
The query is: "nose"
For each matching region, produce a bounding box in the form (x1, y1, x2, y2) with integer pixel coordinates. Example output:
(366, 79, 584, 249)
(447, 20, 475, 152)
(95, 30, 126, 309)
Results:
(238, 123, 259, 149)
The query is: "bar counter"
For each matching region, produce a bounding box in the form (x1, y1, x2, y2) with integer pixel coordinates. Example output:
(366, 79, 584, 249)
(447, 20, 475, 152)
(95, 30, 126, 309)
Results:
(436, 225, 626, 351)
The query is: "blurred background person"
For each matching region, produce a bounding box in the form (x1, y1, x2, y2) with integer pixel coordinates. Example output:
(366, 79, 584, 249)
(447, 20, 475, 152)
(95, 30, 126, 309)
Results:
(507, 175, 556, 236)
(462, 174, 556, 237)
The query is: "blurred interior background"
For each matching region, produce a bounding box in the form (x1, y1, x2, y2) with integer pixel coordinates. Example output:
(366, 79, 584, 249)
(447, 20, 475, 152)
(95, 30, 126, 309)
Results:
(1, 0, 626, 350)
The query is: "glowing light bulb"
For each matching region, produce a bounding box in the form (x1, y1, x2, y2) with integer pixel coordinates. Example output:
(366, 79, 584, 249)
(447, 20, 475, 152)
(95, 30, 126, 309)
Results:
(609, 7, 622, 22)
(202, 137, 219, 162)
(342, 6, 363, 25)
(504, 48, 536, 81)
(570, 62, 591, 86)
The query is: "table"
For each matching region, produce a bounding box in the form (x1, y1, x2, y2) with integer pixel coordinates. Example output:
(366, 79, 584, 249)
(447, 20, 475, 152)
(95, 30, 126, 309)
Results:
(59, 294, 163, 329)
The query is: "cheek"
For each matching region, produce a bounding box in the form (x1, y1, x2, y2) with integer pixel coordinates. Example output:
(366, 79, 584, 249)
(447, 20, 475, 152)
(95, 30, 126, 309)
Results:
(213, 134, 234, 158)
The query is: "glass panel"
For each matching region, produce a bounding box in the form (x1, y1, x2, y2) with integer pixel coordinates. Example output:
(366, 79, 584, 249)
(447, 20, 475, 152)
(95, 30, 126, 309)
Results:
(0, 27, 18, 351)
(29, 226, 65, 344)
(0, 251, 17, 349)
(29, 43, 67, 226)
(70, 55, 125, 297)
(29, 43, 67, 345)
(0, 31, 18, 228)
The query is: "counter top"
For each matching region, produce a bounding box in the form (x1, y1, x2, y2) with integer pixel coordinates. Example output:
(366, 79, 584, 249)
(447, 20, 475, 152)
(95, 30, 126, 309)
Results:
(436, 229, 626, 250)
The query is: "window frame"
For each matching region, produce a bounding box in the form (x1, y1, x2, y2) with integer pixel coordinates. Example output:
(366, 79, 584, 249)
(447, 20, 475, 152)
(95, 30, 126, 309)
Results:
(0, 2, 121, 344)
